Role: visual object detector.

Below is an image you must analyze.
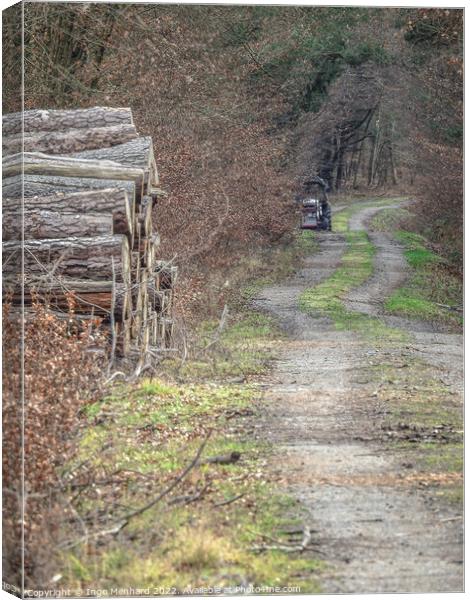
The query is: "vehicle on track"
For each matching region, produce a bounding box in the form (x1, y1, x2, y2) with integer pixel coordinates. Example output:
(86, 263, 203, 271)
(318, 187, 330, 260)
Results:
(300, 197, 331, 231)
(299, 176, 332, 231)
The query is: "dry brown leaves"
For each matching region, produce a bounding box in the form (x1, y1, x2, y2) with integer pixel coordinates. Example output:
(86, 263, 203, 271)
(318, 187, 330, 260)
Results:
(2, 301, 107, 587)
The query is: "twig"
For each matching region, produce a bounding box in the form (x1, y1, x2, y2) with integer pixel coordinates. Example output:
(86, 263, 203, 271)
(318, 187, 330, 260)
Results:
(204, 303, 229, 351)
(58, 524, 123, 551)
(214, 493, 245, 507)
(62, 436, 212, 548)
(250, 525, 316, 554)
(168, 482, 211, 506)
(435, 302, 463, 313)
(107, 257, 117, 375)
(117, 432, 211, 531)
(300, 524, 312, 550)
(104, 371, 126, 385)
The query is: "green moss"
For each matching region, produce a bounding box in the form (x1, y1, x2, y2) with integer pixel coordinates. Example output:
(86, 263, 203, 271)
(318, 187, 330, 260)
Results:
(63, 277, 327, 591)
(333, 197, 408, 234)
(239, 230, 319, 303)
(369, 207, 411, 232)
(67, 555, 92, 583)
(138, 380, 179, 397)
(297, 229, 319, 253)
(394, 231, 442, 269)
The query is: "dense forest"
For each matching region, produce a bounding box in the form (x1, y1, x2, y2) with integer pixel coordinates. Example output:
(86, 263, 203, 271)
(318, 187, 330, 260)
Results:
(3, 5, 463, 316)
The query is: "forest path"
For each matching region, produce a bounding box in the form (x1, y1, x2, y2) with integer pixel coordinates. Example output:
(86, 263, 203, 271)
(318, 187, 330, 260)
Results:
(253, 199, 463, 593)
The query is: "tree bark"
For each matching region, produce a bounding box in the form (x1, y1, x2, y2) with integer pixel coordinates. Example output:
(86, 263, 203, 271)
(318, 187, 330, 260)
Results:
(389, 144, 397, 185)
(131, 251, 142, 284)
(135, 234, 159, 269)
(3, 188, 134, 239)
(3, 235, 130, 283)
(2, 106, 133, 136)
(131, 272, 148, 341)
(154, 317, 174, 348)
(353, 136, 366, 188)
(112, 318, 132, 357)
(335, 135, 345, 190)
(3, 210, 114, 241)
(3, 174, 135, 200)
(367, 135, 378, 186)
(3, 153, 144, 194)
(3, 278, 132, 319)
(3, 124, 138, 156)
(68, 136, 159, 187)
(137, 196, 153, 238)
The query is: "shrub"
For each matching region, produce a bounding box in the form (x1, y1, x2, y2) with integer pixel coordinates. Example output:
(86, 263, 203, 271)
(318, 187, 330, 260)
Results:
(2, 301, 106, 589)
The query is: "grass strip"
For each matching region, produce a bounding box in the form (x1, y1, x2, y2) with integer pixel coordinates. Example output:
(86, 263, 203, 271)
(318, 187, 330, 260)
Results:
(299, 202, 407, 343)
(384, 230, 462, 327)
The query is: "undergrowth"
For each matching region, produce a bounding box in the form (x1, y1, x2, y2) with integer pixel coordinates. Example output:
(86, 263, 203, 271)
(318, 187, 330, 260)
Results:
(370, 208, 462, 328)
(163, 312, 281, 382)
(237, 229, 318, 305)
(59, 313, 323, 594)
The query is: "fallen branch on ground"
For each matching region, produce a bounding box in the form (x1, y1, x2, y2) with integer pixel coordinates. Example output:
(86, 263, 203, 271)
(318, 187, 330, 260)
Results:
(214, 493, 245, 507)
(203, 450, 241, 465)
(250, 525, 318, 554)
(117, 431, 211, 531)
(168, 482, 211, 506)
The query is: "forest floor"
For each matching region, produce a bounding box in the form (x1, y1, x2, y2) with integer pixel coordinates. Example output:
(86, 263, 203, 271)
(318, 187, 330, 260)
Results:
(254, 197, 463, 593)
(62, 197, 463, 595)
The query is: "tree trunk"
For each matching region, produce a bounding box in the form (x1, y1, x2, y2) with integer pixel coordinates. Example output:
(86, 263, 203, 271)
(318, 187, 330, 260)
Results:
(112, 318, 132, 357)
(3, 278, 132, 319)
(131, 251, 142, 284)
(3, 235, 130, 283)
(389, 144, 397, 185)
(3, 153, 144, 193)
(154, 317, 174, 349)
(135, 234, 159, 270)
(68, 136, 159, 187)
(2, 106, 133, 136)
(3, 188, 134, 239)
(3, 174, 135, 200)
(353, 137, 366, 188)
(335, 138, 345, 190)
(3, 124, 138, 156)
(367, 135, 378, 186)
(3, 210, 114, 241)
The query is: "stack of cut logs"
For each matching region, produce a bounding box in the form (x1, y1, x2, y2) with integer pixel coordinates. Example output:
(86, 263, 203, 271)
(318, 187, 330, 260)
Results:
(2, 107, 177, 357)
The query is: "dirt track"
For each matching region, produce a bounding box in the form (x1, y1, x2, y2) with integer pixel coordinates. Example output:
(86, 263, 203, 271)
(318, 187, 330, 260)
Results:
(254, 200, 463, 593)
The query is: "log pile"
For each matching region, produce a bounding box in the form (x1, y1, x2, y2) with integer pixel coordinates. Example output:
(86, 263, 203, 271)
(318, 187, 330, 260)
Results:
(2, 106, 176, 358)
